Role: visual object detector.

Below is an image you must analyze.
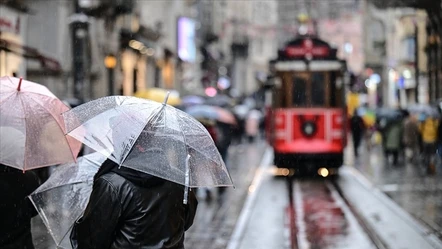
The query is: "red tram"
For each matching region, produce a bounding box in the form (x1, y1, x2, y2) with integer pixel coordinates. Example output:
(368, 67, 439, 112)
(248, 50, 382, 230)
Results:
(266, 36, 347, 176)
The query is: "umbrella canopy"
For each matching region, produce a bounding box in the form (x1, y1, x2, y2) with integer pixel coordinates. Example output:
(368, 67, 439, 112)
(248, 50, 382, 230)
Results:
(29, 152, 106, 248)
(181, 95, 205, 106)
(0, 76, 82, 171)
(134, 88, 181, 106)
(375, 108, 403, 121)
(185, 105, 237, 125)
(407, 104, 440, 118)
(205, 94, 233, 107)
(62, 96, 233, 188)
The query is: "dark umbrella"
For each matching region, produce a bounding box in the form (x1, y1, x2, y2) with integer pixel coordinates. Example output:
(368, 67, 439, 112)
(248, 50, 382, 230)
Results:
(205, 94, 233, 107)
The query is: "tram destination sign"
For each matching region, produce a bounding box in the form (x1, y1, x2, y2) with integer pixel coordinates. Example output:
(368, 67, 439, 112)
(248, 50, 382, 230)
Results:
(281, 37, 335, 60)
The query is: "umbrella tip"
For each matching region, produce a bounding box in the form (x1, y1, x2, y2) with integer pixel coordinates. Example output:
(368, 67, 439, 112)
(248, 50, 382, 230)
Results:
(163, 91, 170, 105)
(17, 77, 23, 91)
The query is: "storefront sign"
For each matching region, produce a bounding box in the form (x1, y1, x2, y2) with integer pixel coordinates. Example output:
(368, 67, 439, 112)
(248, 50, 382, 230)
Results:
(0, 7, 21, 34)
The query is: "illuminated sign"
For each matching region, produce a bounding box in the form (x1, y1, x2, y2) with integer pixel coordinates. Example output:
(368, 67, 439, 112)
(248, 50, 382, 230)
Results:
(284, 39, 330, 59)
(177, 17, 196, 63)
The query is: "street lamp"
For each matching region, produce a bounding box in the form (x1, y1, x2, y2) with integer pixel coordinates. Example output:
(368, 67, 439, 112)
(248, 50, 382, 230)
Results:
(104, 54, 117, 96)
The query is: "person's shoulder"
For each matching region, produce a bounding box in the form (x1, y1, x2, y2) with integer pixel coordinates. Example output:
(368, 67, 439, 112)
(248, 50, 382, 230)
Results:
(99, 172, 130, 187)
(98, 172, 138, 195)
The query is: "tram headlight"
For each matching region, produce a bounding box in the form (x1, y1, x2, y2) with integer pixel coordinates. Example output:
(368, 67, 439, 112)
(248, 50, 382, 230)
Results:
(302, 122, 316, 137)
(318, 168, 329, 177)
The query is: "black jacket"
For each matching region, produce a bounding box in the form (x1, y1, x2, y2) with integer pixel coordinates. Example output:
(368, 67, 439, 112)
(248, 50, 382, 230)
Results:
(71, 160, 198, 249)
(0, 165, 40, 249)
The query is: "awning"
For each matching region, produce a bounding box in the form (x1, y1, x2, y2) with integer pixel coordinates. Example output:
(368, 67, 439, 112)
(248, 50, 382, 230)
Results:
(0, 38, 62, 72)
(368, 0, 439, 9)
(274, 60, 344, 72)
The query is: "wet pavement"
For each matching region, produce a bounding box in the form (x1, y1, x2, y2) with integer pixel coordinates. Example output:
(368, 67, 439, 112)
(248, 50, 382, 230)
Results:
(346, 137, 442, 239)
(184, 140, 268, 249)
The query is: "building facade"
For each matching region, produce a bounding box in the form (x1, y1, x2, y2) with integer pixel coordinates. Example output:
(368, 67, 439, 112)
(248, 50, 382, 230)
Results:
(368, 0, 442, 105)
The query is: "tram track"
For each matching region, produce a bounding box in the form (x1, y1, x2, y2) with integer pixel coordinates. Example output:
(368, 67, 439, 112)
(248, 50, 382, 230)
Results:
(285, 176, 386, 249)
(331, 179, 388, 249)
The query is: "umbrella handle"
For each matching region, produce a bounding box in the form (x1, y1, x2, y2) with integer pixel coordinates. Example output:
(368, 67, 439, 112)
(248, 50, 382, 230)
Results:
(183, 154, 191, 205)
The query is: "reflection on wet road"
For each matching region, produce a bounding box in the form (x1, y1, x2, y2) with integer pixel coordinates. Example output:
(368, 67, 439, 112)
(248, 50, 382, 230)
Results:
(293, 180, 375, 249)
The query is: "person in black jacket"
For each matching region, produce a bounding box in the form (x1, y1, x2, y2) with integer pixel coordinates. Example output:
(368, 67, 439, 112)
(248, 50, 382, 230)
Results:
(0, 165, 41, 249)
(350, 109, 365, 157)
(70, 158, 198, 249)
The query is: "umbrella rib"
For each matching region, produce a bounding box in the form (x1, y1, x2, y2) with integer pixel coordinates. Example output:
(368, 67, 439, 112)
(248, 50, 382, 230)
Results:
(0, 91, 17, 105)
(119, 105, 163, 165)
(31, 179, 94, 194)
(175, 110, 193, 186)
(17, 92, 29, 170)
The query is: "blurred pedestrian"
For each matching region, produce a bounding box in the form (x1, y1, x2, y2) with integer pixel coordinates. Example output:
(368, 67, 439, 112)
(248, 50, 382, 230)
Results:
(383, 119, 403, 165)
(419, 114, 439, 173)
(438, 110, 442, 162)
(402, 111, 420, 162)
(245, 109, 262, 143)
(198, 118, 218, 201)
(350, 109, 365, 157)
(70, 157, 198, 249)
(0, 127, 41, 249)
(214, 121, 233, 196)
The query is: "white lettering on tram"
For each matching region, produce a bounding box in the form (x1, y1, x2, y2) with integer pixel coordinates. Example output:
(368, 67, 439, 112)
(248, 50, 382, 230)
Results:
(286, 110, 293, 143)
(326, 111, 332, 142)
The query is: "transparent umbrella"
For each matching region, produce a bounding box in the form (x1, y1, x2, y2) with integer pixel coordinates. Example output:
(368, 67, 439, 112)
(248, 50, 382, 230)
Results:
(29, 152, 106, 249)
(0, 76, 82, 170)
(62, 96, 233, 192)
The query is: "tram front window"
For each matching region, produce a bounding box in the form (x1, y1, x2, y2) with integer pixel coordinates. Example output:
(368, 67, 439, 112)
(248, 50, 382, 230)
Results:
(292, 76, 307, 106)
(311, 73, 325, 106)
(291, 72, 327, 107)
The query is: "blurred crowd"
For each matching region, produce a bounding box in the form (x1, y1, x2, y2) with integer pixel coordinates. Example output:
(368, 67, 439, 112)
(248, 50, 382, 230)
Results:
(351, 102, 442, 174)
(175, 93, 265, 201)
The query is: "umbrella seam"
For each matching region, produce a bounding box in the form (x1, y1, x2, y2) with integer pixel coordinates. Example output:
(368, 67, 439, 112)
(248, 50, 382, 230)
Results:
(30, 179, 94, 196)
(26, 94, 78, 163)
(119, 103, 163, 166)
(17, 91, 29, 170)
(0, 91, 17, 105)
(175, 108, 192, 186)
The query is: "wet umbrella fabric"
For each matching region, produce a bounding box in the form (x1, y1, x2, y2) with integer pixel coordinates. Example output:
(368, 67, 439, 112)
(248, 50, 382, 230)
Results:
(28, 152, 106, 249)
(205, 94, 233, 107)
(375, 108, 403, 122)
(0, 76, 82, 171)
(185, 105, 237, 125)
(181, 95, 205, 106)
(62, 96, 233, 188)
(407, 104, 440, 118)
